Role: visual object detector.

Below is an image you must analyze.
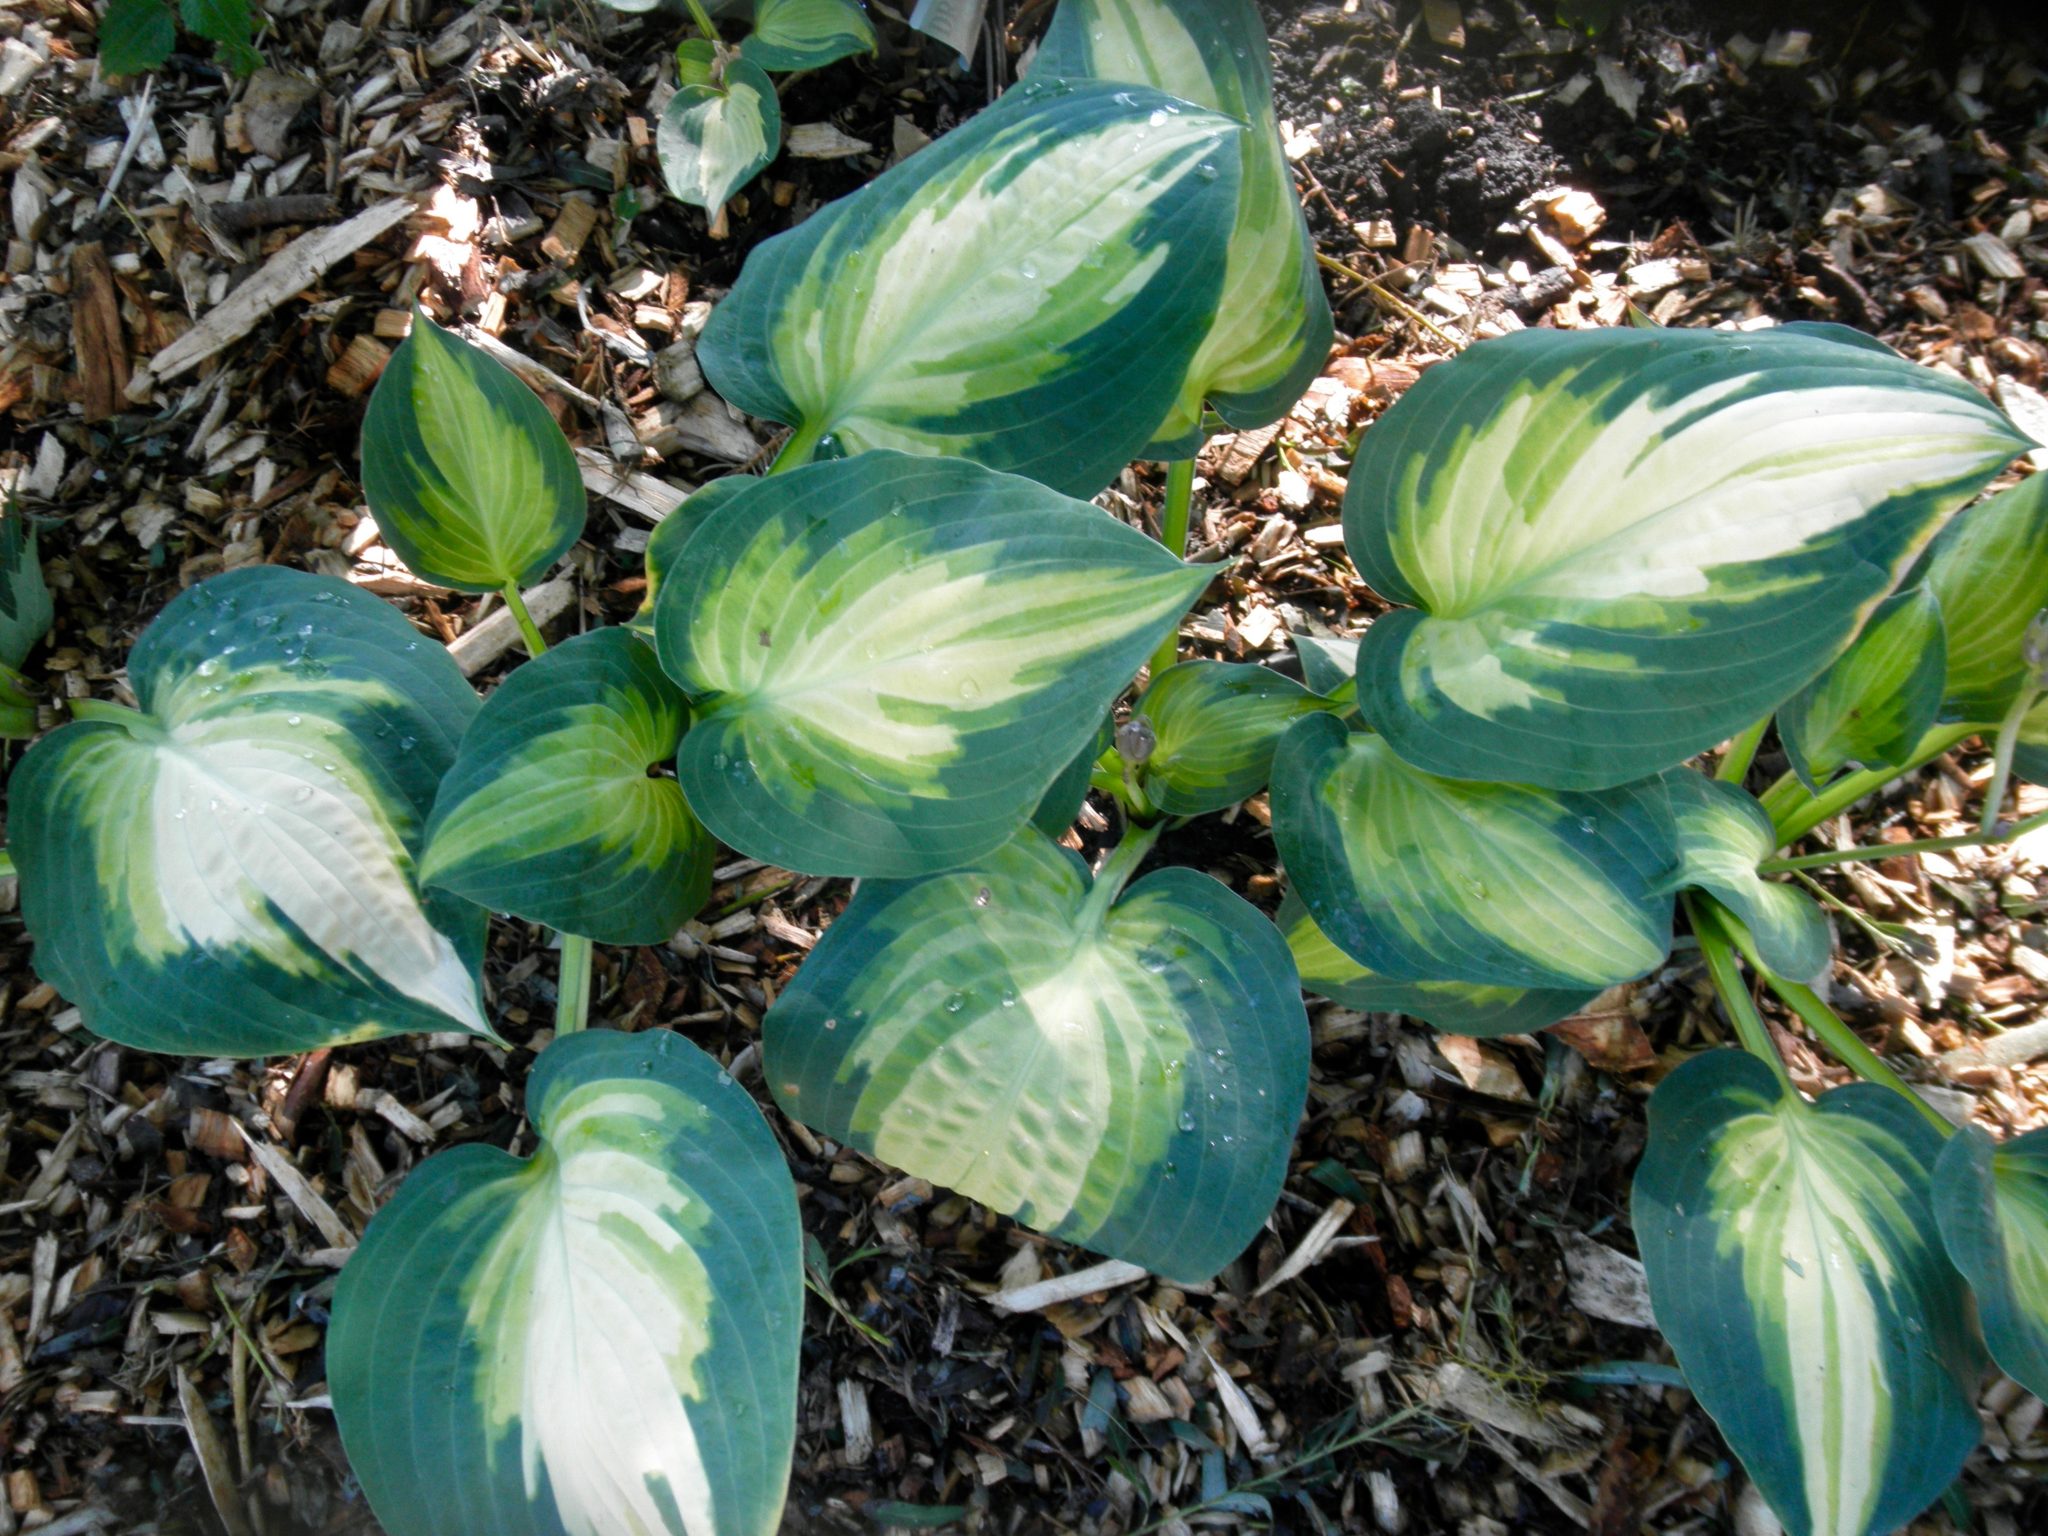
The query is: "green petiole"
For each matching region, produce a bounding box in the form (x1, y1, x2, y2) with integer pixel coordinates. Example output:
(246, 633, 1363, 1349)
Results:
(1686, 895, 1796, 1094)
(1146, 457, 1198, 682)
(1716, 717, 1769, 784)
(1760, 809, 2048, 872)
(500, 581, 549, 659)
(555, 934, 594, 1036)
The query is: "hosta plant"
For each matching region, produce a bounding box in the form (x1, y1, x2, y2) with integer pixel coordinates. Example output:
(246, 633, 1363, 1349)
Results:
(8, 3, 2048, 1534)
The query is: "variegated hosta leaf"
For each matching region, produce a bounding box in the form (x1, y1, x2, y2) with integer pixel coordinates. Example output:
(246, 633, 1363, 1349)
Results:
(361, 313, 587, 593)
(740, 0, 875, 70)
(764, 829, 1308, 1281)
(1279, 893, 1596, 1037)
(330, 1028, 802, 1536)
(1661, 773, 1831, 984)
(1293, 634, 1357, 698)
(422, 629, 714, 945)
(1923, 471, 2048, 723)
(657, 60, 781, 213)
(1344, 324, 2029, 790)
(1029, 0, 1331, 452)
(1935, 1124, 2048, 1399)
(11, 568, 490, 1056)
(1778, 586, 1946, 792)
(631, 478, 753, 642)
(1634, 1051, 1979, 1536)
(1033, 720, 1111, 839)
(1133, 661, 1331, 816)
(0, 512, 52, 672)
(1270, 712, 1678, 992)
(696, 80, 1242, 498)
(653, 453, 1209, 877)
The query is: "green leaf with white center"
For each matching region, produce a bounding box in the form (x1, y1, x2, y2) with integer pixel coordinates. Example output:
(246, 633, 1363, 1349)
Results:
(764, 828, 1308, 1281)
(330, 1028, 802, 1536)
(1292, 634, 1357, 698)
(422, 629, 714, 945)
(740, 0, 875, 70)
(1778, 587, 1947, 792)
(696, 80, 1242, 498)
(0, 512, 52, 674)
(1030, 0, 1330, 452)
(1935, 1124, 2048, 1400)
(1344, 324, 2029, 790)
(1661, 773, 1831, 984)
(657, 59, 780, 213)
(1133, 661, 1332, 816)
(632, 478, 753, 643)
(1270, 712, 1679, 992)
(361, 313, 587, 593)
(1279, 893, 1596, 1037)
(1633, 1050, 1979, 1536)
(11, 567, 490, 1057)
(1924, 472, 2048, 724)
(653, 452, 1210, 877)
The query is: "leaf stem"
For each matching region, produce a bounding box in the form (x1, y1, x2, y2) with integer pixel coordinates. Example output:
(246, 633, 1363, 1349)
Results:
(0, 849, 13, 880)
(1716, 717, 1768, 784)
(1764, 971, 1952, 1133)
(682, 0, 721, 43)
(500, 581, 549, 658)
(1980, 685, 2043, 836)
(68, 697, 143, 726)
(1760, 809, 2048, 872)
(555, 934, 594, 1036)
(1146, 458, 1198, 681)
(1766, 722, 1977, 845)
(1079, 821, 1164, 932)
(1687, 896, 1796, 1093)
(767, 420, 825, 475)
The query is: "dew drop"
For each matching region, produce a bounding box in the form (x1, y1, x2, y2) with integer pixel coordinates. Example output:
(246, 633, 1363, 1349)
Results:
(959, 679, 981, 701)
(973, 886, 992, 908)
(1177, 1111, 1196, 1132)
(823, 1017, 839, 1031)
(943, 992, 966, 1014)
(287, 714, 303, 726)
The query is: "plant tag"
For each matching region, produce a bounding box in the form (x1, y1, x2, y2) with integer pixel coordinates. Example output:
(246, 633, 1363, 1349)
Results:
(909, 0, 985, 62)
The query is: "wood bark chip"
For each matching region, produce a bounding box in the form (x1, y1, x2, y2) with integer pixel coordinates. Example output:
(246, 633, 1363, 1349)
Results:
(67, 243, 128, 424)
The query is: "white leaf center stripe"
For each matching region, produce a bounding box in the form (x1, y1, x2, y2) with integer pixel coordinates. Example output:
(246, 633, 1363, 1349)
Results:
(468, 1084, 718, 1536)
(139, 723, 484, 1030)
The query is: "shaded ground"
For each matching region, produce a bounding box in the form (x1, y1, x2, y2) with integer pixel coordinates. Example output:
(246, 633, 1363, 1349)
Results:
(3, 2, 2048, 1533)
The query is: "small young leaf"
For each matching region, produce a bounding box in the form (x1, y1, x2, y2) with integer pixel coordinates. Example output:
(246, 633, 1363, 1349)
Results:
(1778, 586, 1947, 792)
(1030, 0, 1332, 452)
(0, 513, 53, 674)
(1270, 712, 1679, 992)
(1032, 720, 1111, 838)
(698, 80, 1242, 498)
(1133, 661, 1331, 816)
(1292, 633, 1358, 697)
(1660, 773, 1831, 984)
(422, 629, 715, 944)
(98, 0, 176, 76)
(178, 0, 260, 74)
(360, 312, 586, 593)
(1344, 324, 2029, 791)
(1935, 1125, 2048, 1400)
(11, 568, 489, 1056)
(1280, 893, 1597, 1037)
(674, 35, 719, 88)
(1634, 1051, 1980, 1536)
(331, 1029, 803, 1536)
(657, 58, 781, 212)
(765, 829, 1309, 1282)
(653, 452, 1209, 878)
(740, 0, 877, 71)
(1923, 471, 2048, 724)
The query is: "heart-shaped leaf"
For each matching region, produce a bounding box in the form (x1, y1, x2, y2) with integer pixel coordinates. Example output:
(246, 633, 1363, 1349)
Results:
(1924, 471, 2048, 724)
(361, 313, 587, 593)
(11, 568, 490, 1056)
(1280, 893, 1596, 1037)
(1661, 773, 1831, 984)
(0, 512, 52, 673)
(653, 453, 1208, 877)
(1935, 1124, 2048, 1400)
(697, 80, 1242, 497)
(658, 58, 781, 212)
(1634, 1051, 1979, 1536)
(1344, 324, 2028, 790)
(1778, 586, 1947, 791)
(422, 629, 714, 945)
(740, 0, 876, 70)
(1270, 712, 1679, 992)
(330, 1028, 803, 1536)
(1030, 0, 1331, 451)
(1132, 661, 1332, 816)
(764, 829, 1308, 1281)
(635, 478, 753, 640)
